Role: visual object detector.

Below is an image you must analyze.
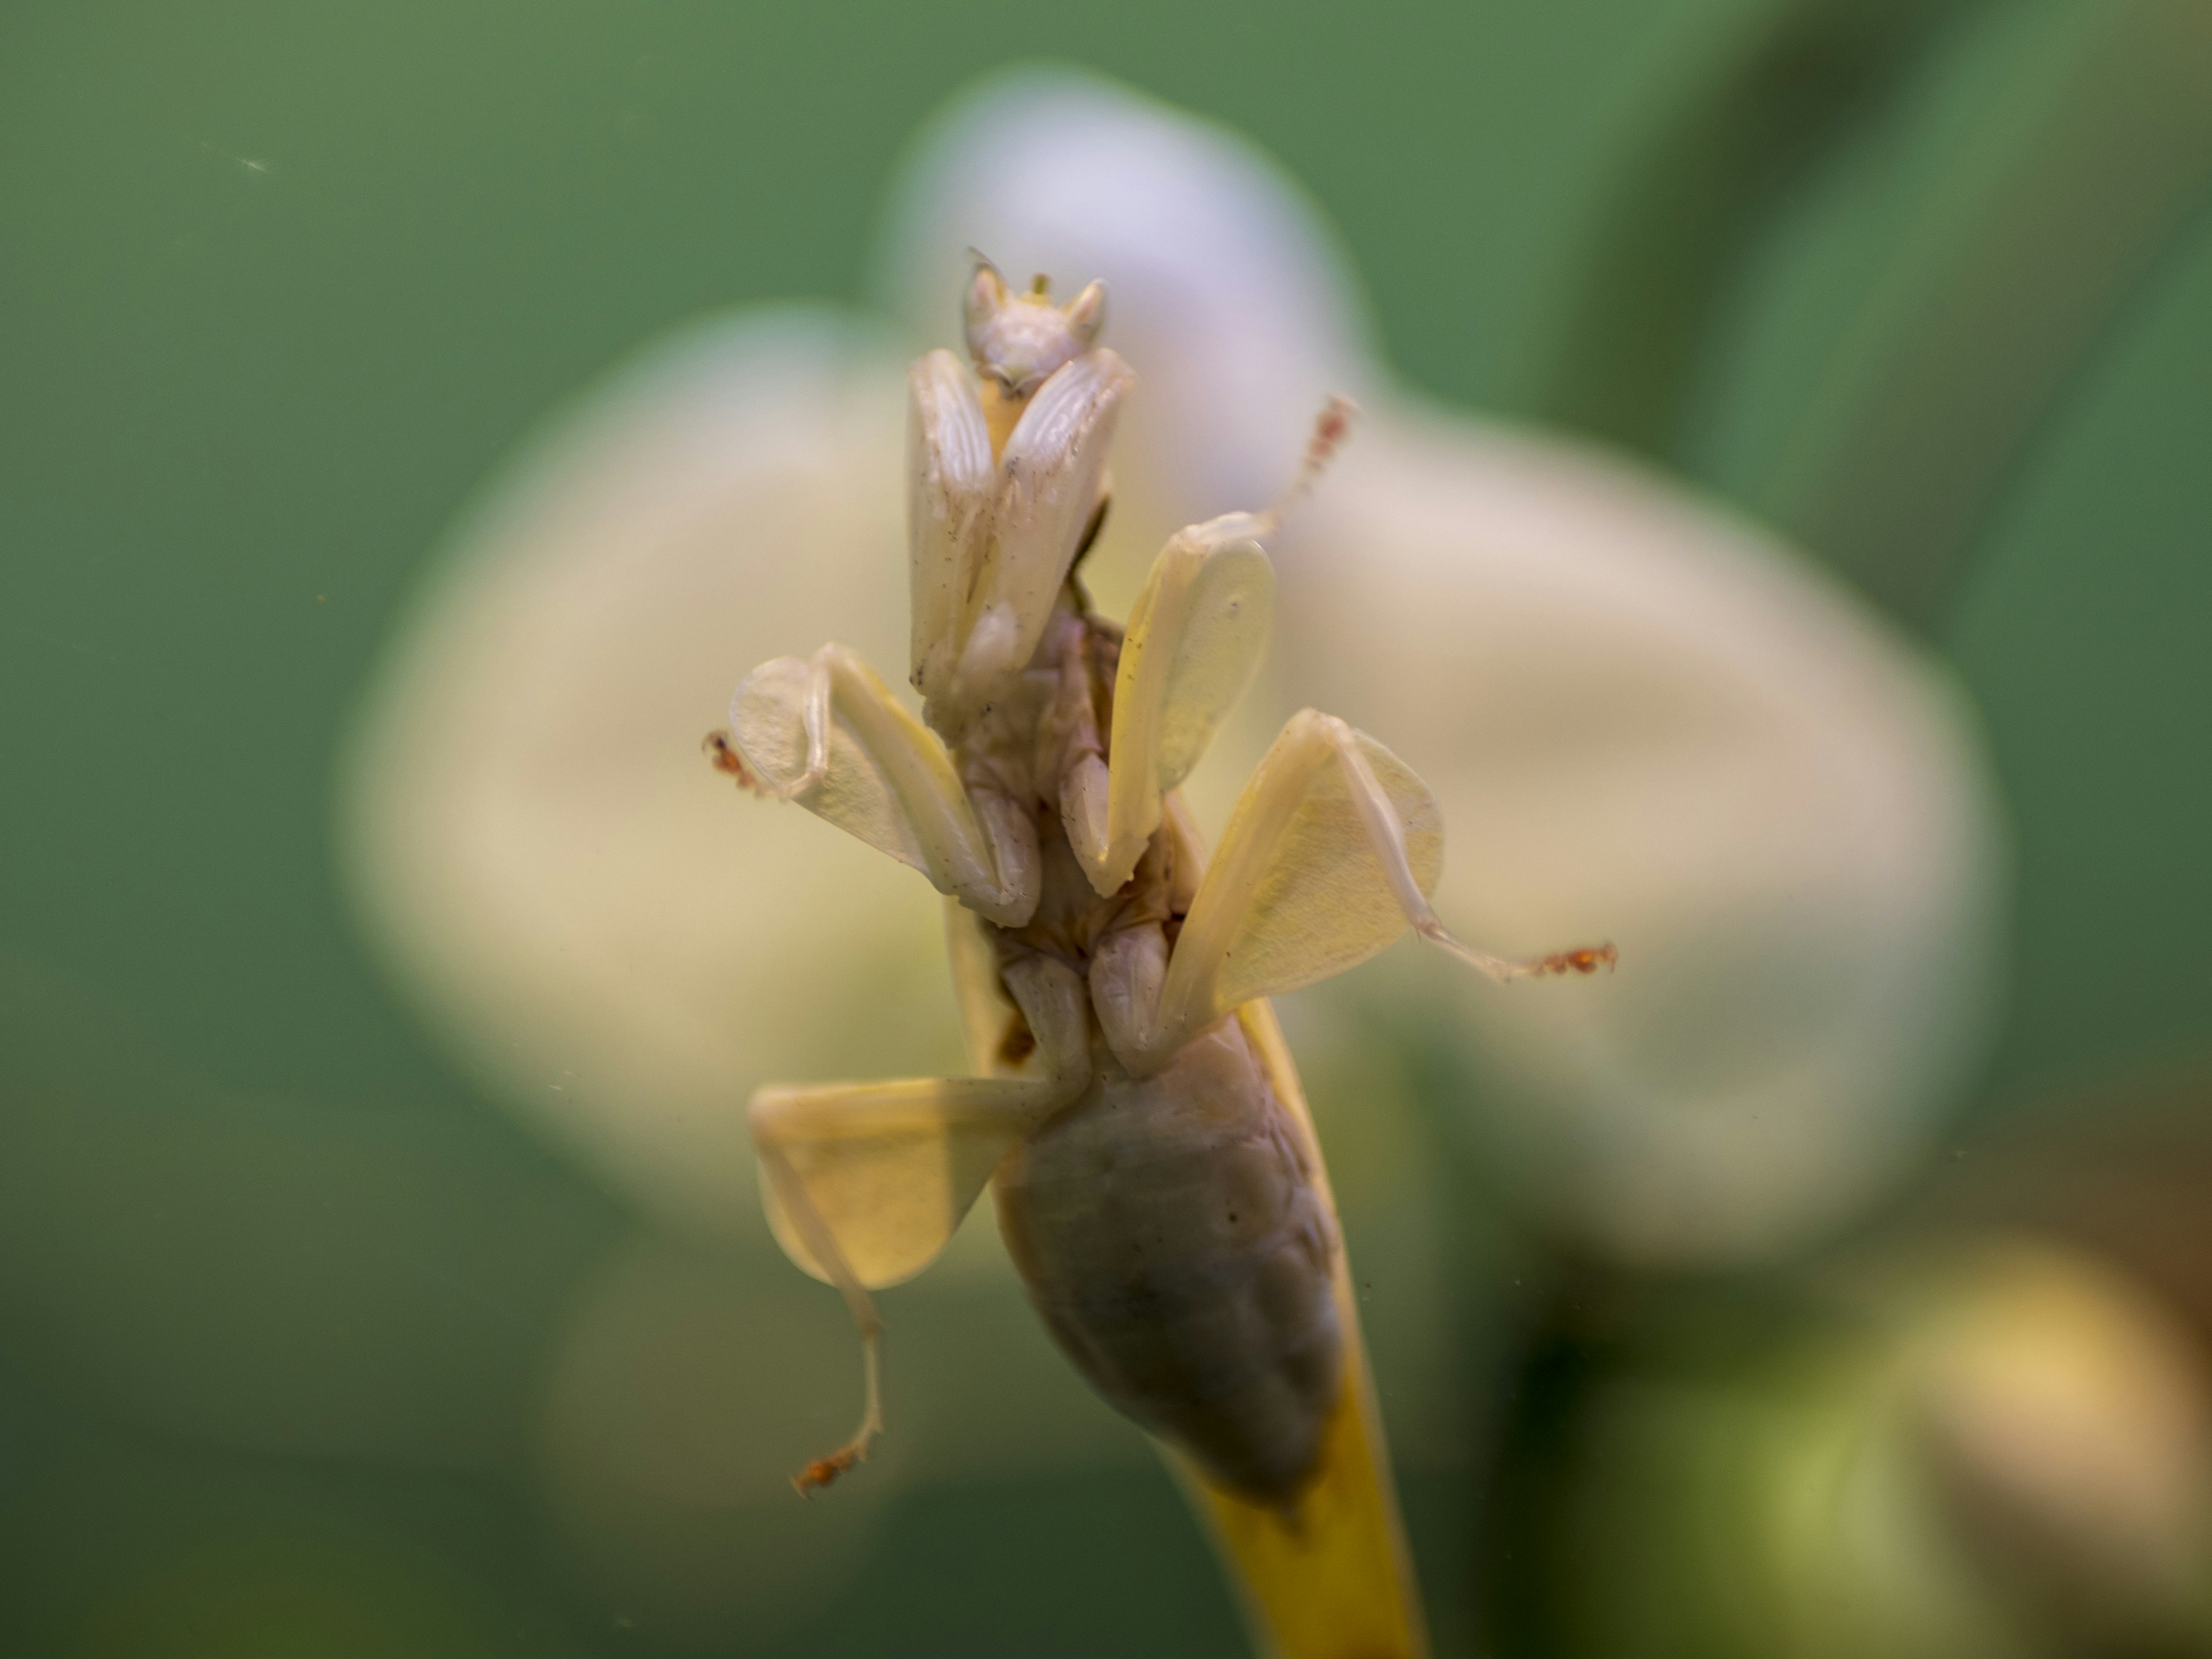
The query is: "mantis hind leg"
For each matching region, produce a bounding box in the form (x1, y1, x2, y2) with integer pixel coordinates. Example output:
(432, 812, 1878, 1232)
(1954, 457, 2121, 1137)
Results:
(752, 1139, 886, 1493)
(1317, 717, 1618, 984)
(747, 956, 1092, 1491)
(1117, 710, 1613, 1074)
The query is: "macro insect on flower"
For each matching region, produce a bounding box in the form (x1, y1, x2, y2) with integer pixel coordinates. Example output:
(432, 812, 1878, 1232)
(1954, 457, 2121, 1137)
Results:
(714, 257, 1612, 1658)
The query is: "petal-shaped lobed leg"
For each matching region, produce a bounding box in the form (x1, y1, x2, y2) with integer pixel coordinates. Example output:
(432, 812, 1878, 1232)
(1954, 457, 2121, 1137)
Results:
(1069, 511, 1277, 895)
(730, 643, 1040, 926)
(1325, 722, 1616, 984)
(751, 956, 1091, 1490)
(1074, 396, 1355, 897)
(1115, 710, 1612, 1073)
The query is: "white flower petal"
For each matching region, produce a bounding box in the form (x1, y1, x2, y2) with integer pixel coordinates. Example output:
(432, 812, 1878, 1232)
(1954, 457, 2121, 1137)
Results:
(886, 72, 2008, 1264)
(1271, 404, 2007, 1264)
(340, 309, 969, 1247)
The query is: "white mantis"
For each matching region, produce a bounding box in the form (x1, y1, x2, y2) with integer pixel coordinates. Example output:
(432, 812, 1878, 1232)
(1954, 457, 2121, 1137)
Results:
(714, 257, 1609, 1656)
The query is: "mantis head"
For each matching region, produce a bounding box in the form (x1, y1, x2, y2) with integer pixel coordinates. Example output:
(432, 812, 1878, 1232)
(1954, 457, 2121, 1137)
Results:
(963, 255, 1107, 399)
(907, 260, 1133, 740)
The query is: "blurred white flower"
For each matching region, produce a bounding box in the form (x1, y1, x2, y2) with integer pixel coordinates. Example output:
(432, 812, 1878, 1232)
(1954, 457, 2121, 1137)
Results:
(877, 70, 2007, 1267)
(343, 313, 949, 1252)
(1278, 407, 2002, 1265)
(341, 65, 2005, 1330)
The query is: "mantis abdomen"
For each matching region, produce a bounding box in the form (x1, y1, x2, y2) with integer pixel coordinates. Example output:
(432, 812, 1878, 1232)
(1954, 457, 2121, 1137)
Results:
(995, 1013, 1343, 1507)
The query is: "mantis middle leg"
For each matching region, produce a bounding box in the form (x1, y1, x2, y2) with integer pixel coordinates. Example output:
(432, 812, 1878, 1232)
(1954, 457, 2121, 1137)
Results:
(729, 643, 1041, 926)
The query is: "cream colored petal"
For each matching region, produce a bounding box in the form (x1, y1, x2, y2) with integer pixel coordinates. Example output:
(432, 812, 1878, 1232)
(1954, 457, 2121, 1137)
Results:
(875, 68, 1378, 613)
(339, 309, 972, 1248)
(1263, 402, 2008, 1266)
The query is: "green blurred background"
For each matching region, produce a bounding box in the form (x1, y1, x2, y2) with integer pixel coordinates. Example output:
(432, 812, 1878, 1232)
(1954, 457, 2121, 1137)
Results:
(4, 1, 2211, 1654)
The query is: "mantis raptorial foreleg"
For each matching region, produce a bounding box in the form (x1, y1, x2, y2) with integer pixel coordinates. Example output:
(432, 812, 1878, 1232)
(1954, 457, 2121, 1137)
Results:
(730, 643, 1041, 926)
(906, 343, 1135, 740)
(749, 955, 1092, 1491)
(1101, 710, 1614, 1074)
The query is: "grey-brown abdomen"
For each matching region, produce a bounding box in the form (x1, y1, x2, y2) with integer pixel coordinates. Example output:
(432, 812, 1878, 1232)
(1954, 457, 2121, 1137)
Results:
(993, 1018, 1342, 1506)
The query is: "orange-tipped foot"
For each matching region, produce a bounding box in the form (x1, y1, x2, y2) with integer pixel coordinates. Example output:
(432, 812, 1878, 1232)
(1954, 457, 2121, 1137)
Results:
(1532, 942, 1617, 976)
(792, 1445, 864, 1497)
(784, 1319, 884, 1498)
(1255, 396, 1359, 536)
(703, 729, 770, 796)
(1304, 396, 1355, 478)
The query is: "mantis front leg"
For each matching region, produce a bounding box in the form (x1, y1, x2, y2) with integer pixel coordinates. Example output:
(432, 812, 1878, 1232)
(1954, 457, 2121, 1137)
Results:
(750, 955, 1092, 1490)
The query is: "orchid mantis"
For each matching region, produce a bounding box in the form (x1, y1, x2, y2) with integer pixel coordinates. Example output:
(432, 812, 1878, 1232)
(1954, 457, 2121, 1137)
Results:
(717, 258, 1609, 1659)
